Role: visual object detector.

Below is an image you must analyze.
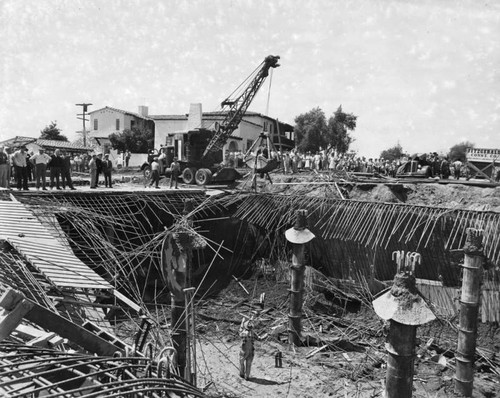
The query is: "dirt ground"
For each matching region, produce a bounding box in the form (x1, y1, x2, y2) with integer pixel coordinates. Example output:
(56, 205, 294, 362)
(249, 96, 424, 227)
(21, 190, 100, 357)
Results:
(186, 277, 500, 398)
(106, 168, 500, 397)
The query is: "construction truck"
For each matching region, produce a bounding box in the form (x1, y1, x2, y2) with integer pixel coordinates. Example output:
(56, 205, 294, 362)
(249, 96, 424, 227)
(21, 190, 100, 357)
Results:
(142, 55, 280, 185)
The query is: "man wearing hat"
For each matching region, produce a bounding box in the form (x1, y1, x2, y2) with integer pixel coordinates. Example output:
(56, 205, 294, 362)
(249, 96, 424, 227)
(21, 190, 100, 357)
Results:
(11, 146, 29, 190)
(48, 149, 64, 190)
(30, 147, 51, 190)
(239, 311, 258, 380)
(102, 153, 113, 188)
(0, 146, 9, 188)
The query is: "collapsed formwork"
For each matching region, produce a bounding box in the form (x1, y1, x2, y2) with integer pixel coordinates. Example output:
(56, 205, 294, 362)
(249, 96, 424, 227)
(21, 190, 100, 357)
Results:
(214, 192, 500, 322)
(1, 187, 499, 396)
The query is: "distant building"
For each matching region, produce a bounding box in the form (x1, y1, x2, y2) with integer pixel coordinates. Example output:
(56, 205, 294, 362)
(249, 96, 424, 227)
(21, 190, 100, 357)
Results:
(87, 106, 155, 153)
(88, 104, 294, 158)
(152, 104, 294, 158)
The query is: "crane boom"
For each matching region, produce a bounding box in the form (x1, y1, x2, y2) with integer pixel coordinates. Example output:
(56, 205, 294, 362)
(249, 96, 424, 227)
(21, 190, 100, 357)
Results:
(201, 55, 280, 160)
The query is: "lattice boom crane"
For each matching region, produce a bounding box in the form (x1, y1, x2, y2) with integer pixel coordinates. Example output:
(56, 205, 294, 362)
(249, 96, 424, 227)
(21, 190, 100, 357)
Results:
(201, 55, 280, 161)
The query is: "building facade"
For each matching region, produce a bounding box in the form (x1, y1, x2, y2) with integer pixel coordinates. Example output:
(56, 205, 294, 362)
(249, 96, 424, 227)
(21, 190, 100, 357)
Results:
(88, 104, 294, 160)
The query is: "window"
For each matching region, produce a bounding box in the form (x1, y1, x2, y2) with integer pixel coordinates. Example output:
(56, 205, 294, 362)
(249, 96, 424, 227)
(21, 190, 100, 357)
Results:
(94, 119, 98, 130)
(131, 120, 136, 129)
(116, 118, 120, 131)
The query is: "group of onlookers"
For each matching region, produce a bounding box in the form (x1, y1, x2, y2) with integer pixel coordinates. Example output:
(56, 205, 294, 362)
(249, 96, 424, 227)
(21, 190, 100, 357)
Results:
(0, 146, 77, 190)
(223, 148, 478, 181)
(277, 150, 468, 179)
(0, 146, 119, 191)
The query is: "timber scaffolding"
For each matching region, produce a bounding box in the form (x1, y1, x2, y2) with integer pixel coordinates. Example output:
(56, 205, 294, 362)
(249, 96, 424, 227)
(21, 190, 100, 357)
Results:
(212, 192, 500, 322)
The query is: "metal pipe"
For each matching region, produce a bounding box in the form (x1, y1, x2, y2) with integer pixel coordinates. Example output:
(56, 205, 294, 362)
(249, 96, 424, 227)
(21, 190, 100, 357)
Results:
(455, 228, 483, 397)
(285, 209, 315, 346)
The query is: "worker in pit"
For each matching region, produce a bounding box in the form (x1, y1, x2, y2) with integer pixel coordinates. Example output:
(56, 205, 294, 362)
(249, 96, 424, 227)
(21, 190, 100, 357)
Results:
(149, 157, 160, 189)
(169, 157, 180, 189)
(239, 311, 258, 380)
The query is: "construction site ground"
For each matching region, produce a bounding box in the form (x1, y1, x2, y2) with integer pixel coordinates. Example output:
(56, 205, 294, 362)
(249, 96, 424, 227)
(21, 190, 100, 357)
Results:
(76, 168, 499, 397)
(113, 276, 500, 398)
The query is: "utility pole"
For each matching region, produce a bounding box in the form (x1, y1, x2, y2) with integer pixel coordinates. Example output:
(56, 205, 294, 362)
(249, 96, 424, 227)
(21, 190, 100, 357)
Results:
(76, 103, 92, 147)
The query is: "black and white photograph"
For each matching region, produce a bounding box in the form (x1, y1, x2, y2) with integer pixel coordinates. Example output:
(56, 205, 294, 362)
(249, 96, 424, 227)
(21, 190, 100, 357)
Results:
(0, 1, 499, 397)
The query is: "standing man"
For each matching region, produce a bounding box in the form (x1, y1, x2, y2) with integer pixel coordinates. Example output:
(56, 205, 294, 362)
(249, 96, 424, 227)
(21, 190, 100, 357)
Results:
(440, 157, 451, 179)
(94, 153, 103, 188)
(125, 150, 131, 168)
(12, 146, 29, 191)
(169, 157, 180, 189)
(452, 158, 462, 180)
(89, 154, 97, 189)
(0, 146, 9, 188)
(102, 154, 113, 188)
(49, 149, 63, 190)
(149, 157, 160, 188)
(30, 148, 51, 190)
(239, 312, 257, 380)
(61, 152, 76, 190)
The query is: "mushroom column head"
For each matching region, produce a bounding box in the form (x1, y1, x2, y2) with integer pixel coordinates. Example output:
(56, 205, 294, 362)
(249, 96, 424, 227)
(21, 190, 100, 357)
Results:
(285, 209, 315, 244)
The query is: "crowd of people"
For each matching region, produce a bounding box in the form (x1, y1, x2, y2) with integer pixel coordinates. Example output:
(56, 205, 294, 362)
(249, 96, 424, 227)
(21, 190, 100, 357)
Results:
(224, 148, 479, 180)
(0, 145, 126, 190)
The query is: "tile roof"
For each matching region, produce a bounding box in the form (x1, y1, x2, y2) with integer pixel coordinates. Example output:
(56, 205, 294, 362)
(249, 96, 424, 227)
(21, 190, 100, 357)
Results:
(34, 139, 93, 151)
(0, 137, 93, 152)
(0, 200, 112, 290)
(89, 106, 153, 121)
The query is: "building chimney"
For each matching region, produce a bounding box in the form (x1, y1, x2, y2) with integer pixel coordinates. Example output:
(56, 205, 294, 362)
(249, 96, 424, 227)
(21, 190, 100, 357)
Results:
(186, 103, 202, 130)
(138, 105, 149, 117)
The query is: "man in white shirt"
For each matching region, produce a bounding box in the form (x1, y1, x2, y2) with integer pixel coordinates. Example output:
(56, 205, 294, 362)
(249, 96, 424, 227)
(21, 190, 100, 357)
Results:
(30, 148, 51, 190)
(11, 147, 28, 190)
(452, 159, 462, 180)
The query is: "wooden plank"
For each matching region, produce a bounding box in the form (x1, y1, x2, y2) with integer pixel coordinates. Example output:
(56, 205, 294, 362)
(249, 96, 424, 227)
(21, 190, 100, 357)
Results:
(24, 301, 123, 356)
(0, 290, 35, 341)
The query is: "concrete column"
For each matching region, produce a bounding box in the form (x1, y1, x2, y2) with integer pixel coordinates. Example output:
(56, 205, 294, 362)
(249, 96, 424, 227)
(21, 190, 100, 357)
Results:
(373, 251, 436, 398)
(285, 209, 315, 346)
(455, 228, 484, 397)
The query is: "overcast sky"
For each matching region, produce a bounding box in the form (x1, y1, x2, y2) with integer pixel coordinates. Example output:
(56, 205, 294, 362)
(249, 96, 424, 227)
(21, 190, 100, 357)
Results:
(1, 0, 499, 157)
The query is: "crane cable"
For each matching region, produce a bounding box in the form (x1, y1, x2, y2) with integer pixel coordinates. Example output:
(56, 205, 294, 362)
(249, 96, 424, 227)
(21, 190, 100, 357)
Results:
(264, 68, 274, 117)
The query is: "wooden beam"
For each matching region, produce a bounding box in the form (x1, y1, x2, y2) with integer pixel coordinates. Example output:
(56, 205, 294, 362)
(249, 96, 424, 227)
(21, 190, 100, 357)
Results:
(0, 289, 34, 342)
(24, 304, 124, 356)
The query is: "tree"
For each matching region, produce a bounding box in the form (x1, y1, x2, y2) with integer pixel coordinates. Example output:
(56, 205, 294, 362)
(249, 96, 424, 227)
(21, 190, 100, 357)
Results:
(293, 106, 357, 153)
(326, 105, 357, 153)
(448, 141, 474, 162)
(109, 127, 154, 153)
(380, 143, 404, 161)
(40, 121, 68, 141)
(294, 107, 328, 153)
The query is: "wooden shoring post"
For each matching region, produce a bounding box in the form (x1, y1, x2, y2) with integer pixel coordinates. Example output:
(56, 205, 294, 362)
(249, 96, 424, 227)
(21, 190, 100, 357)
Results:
(373, 251, 436, 398)
(184, 286, 196, 386)
(285, 209, 315, 346)
(455, 228, 484, 397)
